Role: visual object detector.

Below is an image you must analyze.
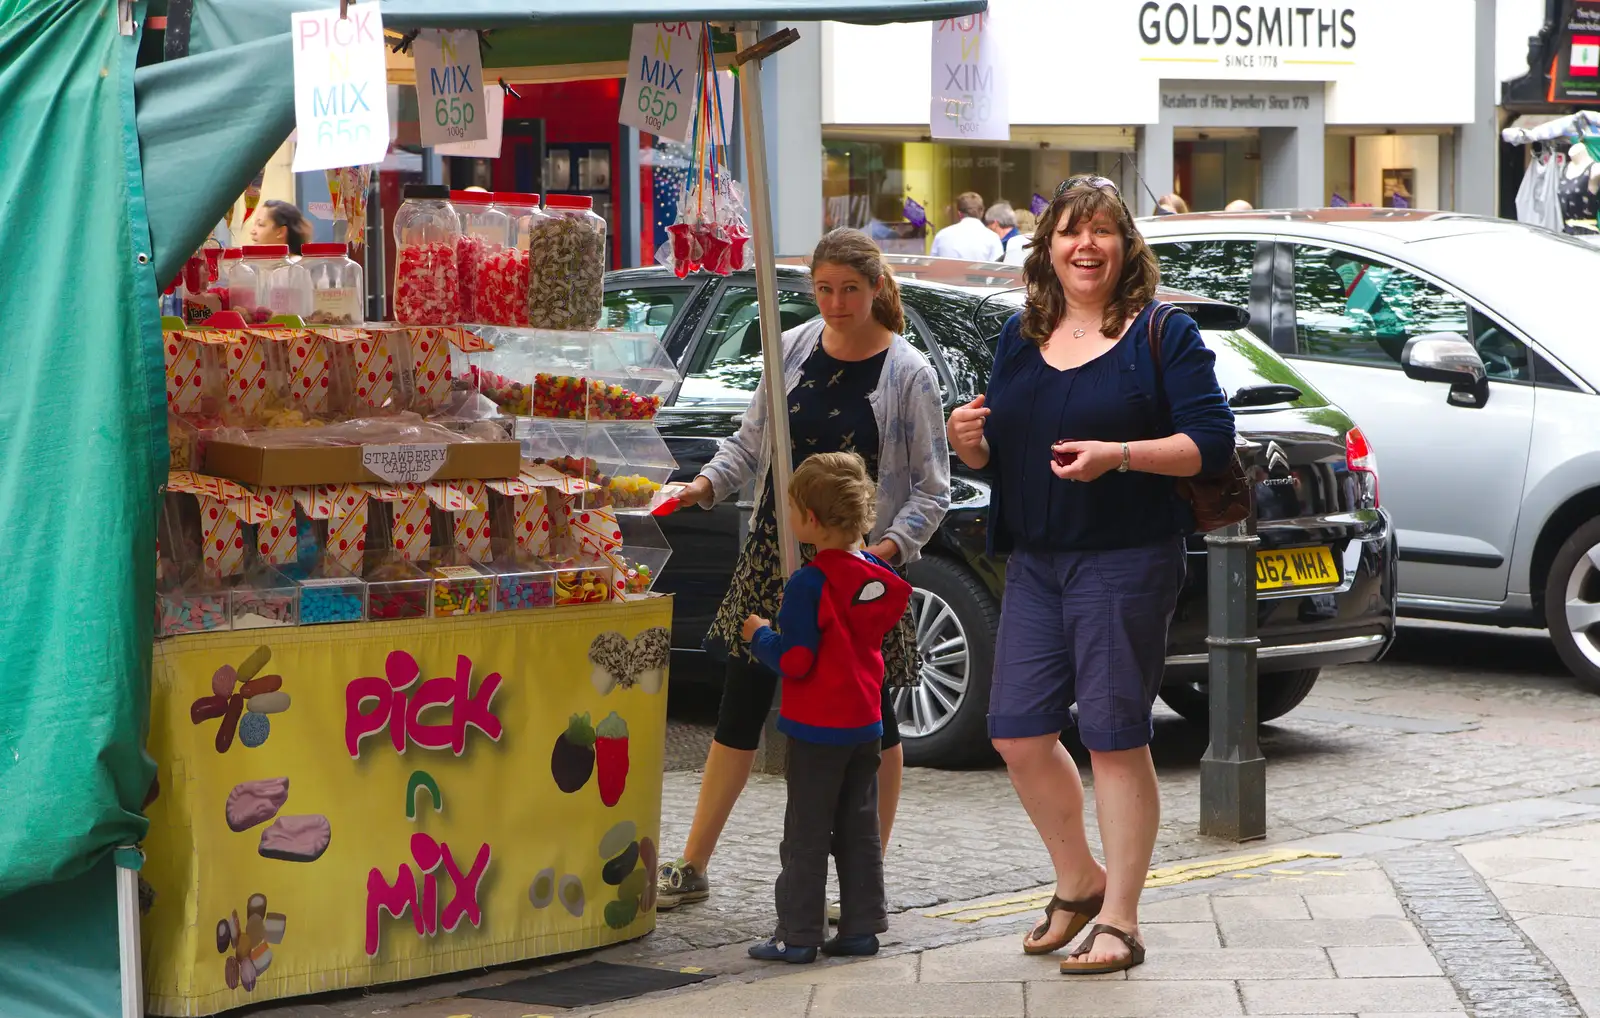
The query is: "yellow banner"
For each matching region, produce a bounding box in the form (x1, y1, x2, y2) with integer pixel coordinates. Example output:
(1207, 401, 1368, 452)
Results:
(142, 601, 672, 1017)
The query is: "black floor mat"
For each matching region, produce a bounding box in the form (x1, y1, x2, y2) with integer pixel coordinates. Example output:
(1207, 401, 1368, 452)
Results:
(460, 961, 713, 1007)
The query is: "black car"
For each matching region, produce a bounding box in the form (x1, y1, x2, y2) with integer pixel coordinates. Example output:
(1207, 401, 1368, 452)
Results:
(601, 257, 1396, 767)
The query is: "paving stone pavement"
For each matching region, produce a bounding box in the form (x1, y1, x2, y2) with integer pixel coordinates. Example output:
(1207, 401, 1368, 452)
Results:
(252, 625, 1600, 1016)
(329, 817, 1600, 1017)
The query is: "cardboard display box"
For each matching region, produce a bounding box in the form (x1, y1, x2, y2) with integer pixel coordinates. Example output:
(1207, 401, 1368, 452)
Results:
(203, 440, 521, 487)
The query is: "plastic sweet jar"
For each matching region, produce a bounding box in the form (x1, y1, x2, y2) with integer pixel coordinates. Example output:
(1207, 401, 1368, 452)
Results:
(450, 191, 510, 325)
(300, 242, 365, 326)
(527, 194, 607, 330)
(222, 248, 257, 318)
(392, 184, 462, 325)
(260, 245, 313, 321)
(493, 192, 546, 325)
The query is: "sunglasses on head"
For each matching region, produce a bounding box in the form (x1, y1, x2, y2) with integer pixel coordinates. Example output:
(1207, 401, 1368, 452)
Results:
(1054, 176, 1121, 200)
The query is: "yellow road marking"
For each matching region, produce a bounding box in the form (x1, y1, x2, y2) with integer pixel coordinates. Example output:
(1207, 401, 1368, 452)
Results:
(925, 850, 1342, 923)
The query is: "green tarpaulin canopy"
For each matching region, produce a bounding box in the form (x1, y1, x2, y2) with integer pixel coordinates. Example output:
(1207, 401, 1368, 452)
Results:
(0, 0, 982, 1012)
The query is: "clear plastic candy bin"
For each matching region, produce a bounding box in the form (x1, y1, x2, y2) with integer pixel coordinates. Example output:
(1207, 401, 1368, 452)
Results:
(614, 513, 672, 596)
(157, 572, 232, 636)
(489, 552, 557, 611)
(428, 552, 495, 617)
(548, 554, 614, 606)
(466, 328, 678, 422)
(283, 559, 366, 625)
(365, 554, 432, 621)
(229, 564, 299, 629)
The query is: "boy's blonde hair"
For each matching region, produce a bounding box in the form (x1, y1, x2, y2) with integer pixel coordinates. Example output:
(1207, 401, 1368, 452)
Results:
(787, 452, 877, 538)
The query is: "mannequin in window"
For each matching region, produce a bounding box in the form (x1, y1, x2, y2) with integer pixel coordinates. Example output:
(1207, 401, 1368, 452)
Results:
(1559, 138, 1600, 235)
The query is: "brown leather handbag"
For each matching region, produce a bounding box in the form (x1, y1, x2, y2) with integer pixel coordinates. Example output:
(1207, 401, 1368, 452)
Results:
(1148, 303, 1253, 532)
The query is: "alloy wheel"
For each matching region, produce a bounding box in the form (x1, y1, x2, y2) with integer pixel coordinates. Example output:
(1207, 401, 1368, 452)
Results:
(1563, 540, 1600, 670)
(894, 586, 970, 739)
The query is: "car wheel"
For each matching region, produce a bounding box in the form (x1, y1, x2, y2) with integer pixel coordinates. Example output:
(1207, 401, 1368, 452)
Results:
(1543, 517, 1600, 694)
(894, 556, 999, 769)
(1157, 668, 1321, 726)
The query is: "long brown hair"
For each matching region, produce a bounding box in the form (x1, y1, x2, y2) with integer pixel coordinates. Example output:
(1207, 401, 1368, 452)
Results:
(1020, 184, 1159, 342)
(811, 228, 905, 333)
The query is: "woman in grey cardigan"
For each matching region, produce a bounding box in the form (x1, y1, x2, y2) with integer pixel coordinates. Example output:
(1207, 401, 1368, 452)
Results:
(657, 228, 951, 912)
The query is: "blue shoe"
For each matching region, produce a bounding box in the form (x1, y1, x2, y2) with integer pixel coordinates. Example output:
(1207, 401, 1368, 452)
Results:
(747, 938, 818, 964)
(821, 934, 879, 957)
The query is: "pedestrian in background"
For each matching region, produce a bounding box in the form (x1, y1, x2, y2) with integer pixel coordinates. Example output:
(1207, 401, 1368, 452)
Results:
(742, 452, 912, 964)
(656, 228, 951, 914)
(986, 202, 1020, 262)
(1003, 208, 1036, 265)
(931, 191, 1003, 261)
(1225, 199, 1254, 212)
(1156, 192, 1189, 215)
(945, 175, 1233, 975)
(249, 199, 313, 255)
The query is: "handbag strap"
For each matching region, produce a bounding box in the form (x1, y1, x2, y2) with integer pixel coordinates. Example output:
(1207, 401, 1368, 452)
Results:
(1145, 301, 1178, 423)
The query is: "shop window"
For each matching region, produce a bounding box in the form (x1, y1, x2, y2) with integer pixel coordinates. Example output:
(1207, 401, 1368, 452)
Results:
(1289, 246, 1470, 369)
(1151, 241, 1257, 309)
(677, 287, 820, 405)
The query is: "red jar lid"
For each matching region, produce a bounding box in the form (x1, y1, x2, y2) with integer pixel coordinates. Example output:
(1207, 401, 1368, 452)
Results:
(222, 248, 243, 259)
(545, 194, 593, 210)
(450, 190, 491, 204)
(301, 243, 349, 257)
(495, 192, 541, 206)
(242, 244, 290, 257)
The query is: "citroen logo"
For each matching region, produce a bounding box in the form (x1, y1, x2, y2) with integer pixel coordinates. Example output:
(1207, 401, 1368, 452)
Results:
(1261, 442, 1296, 487)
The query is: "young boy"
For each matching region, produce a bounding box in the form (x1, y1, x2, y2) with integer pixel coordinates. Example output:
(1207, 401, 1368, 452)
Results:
(739, 452, 912, 964)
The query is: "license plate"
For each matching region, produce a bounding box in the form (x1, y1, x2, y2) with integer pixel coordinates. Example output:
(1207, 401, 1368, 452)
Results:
(1255, 546, 1339, 591)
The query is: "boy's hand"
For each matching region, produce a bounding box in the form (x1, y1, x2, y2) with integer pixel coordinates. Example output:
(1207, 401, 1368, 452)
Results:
(741, 615, 770, 643)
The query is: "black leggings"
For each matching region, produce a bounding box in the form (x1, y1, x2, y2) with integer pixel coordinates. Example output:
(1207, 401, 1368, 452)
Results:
(714, 655, 901, 752)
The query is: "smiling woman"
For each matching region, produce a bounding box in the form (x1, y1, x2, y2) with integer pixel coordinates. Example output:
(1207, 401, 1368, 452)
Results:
(945, 175, 1235, 976)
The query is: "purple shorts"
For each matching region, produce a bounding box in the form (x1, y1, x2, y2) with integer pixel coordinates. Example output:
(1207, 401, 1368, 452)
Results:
(988, 541, 1186, 751)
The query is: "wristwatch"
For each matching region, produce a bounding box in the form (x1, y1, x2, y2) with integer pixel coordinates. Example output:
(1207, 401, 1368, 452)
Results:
(1117, 442, 1131, 472)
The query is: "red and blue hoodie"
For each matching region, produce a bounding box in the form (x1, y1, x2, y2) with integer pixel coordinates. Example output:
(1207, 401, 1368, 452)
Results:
(750, 549, 913, 745)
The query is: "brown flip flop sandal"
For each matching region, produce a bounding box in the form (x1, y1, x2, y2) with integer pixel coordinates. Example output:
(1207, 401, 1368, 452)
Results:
(1021, 894, 1104, 956)
(1059, 922, 1145, 975)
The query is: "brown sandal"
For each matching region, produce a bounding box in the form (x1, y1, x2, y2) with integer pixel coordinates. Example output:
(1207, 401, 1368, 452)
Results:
(1059, 922, 1145, 975)
(1021, 894, 1104, 956)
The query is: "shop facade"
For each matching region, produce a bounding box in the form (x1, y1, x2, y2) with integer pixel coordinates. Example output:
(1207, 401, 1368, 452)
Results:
(821, 0, 1496, 231)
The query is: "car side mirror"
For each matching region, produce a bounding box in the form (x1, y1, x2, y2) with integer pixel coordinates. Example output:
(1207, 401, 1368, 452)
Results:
(1401, 333, 1489, 408)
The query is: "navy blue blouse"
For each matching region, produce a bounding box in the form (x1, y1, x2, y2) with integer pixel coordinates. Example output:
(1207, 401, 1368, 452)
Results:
(982, 304, 1235, 554)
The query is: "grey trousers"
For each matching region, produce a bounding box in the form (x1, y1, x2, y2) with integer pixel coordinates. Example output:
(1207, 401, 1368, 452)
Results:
(774, 737, 887, 947)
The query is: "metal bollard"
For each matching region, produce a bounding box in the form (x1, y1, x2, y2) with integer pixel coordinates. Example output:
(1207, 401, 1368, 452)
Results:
(1198, 518, 1266, 841)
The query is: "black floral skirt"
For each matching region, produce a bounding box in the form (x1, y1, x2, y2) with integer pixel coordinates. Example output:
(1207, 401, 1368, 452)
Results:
(703, 504, 922, 689)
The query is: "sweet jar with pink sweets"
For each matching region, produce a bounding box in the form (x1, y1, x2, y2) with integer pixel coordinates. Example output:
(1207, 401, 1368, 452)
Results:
(392, 185, 462, 325)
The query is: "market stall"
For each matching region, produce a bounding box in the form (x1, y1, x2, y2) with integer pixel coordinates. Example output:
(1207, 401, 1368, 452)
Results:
(0, 2, 984, 1016)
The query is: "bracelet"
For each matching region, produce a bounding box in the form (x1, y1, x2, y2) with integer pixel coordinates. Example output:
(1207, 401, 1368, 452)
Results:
(1118, 442, 1131, 473)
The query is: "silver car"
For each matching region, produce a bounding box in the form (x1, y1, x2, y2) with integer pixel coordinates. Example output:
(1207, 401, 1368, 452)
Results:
(1138, 209, 1600, 692)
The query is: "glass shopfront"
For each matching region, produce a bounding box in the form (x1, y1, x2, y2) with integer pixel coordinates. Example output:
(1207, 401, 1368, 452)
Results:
(822, 139, 1124, 254)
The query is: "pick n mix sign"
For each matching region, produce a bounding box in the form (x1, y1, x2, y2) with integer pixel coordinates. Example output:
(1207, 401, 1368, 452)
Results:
(618, 21, 700, 142)
(291, 2, 390, 172)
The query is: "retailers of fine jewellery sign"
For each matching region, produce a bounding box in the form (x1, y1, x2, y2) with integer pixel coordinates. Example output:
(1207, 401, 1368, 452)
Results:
(1552, 0, 1600, 103)
(930, 14, 1009, 142)
(413, 30, 489, 147)
(619, 22, 701, 143)
(290, 3, 390, 173)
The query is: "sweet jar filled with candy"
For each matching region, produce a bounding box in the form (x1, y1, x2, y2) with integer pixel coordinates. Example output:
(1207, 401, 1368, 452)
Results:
(301, 243, 364, 325)
(525, 195, 607, 330)
(392, 184, 461, 325)
(451, 191, 511, 325)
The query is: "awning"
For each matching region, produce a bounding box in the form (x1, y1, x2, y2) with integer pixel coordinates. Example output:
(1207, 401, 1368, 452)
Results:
(141, 0, 986, 282)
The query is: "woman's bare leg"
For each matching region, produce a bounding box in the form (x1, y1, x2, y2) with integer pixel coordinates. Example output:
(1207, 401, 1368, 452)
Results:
(878, 743, 903, 855)
(1078, 745, 1159, 963)
(681, 741, 758, 872)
